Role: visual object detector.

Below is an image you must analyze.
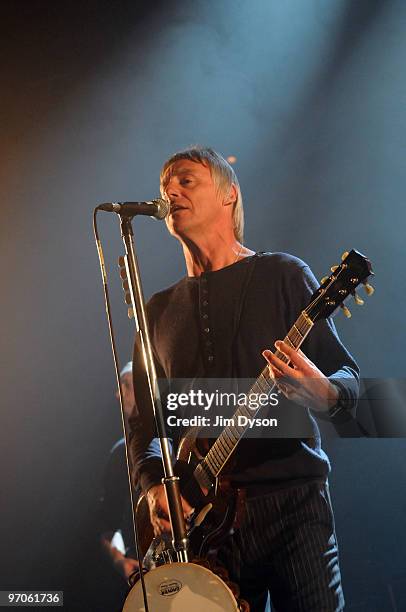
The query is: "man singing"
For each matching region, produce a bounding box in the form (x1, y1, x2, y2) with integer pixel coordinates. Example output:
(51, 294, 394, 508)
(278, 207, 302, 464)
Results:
(129, 146, 359, 611)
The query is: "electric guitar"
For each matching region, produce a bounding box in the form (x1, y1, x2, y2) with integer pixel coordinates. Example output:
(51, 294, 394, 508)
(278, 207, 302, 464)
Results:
(135, 249, 374, 565)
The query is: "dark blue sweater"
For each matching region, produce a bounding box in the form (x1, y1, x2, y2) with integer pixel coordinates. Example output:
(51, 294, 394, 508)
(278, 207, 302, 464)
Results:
(129, 253, 359, 492)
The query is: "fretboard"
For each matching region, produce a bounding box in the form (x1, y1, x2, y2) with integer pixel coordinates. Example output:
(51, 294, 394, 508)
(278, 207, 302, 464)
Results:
(193, 311, 314, 489)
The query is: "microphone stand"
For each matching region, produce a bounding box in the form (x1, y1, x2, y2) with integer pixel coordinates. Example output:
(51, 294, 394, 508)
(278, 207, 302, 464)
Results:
(119, 214, 189, 563)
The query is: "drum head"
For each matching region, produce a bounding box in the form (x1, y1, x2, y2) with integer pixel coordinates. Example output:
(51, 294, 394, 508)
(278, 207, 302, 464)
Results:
(123, 562, 238, 611)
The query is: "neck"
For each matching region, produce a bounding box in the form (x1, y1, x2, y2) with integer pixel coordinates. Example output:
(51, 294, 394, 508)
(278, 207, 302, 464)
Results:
(178, 232, 255, 277)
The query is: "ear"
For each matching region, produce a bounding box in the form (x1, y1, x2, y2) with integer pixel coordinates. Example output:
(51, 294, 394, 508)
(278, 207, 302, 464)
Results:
(223, 183, 238, 207)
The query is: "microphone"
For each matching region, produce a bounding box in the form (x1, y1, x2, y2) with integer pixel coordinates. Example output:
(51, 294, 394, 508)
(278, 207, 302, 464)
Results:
(97, 198, 169, 220)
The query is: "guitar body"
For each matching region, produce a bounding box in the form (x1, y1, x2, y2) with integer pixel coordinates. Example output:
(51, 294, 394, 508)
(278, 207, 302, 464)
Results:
(136, 427, 241, 564)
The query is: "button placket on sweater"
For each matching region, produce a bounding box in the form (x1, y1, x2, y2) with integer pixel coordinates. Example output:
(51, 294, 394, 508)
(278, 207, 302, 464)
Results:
(199, 276, 214, 366)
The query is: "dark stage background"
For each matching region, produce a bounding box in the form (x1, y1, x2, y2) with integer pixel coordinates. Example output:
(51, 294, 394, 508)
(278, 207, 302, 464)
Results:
(1, 1, 405, 610)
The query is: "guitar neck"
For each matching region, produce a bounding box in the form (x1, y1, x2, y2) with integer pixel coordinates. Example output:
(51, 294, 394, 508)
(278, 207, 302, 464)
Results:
(193, 311, 314, 487)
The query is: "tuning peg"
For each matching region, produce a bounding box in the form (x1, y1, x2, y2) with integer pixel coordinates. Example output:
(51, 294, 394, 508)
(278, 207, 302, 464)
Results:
(124, 292, 132, 305)
(363, 282, 374, 296)
(118, 255, 125, 267)
(341, 251, 349, 261)
(127, 307, 134, 319)
(353, 292, 364, 305)
(320, 276, 329, 285)
(330, 265, 339, 272)
(340, 305, 352, 318)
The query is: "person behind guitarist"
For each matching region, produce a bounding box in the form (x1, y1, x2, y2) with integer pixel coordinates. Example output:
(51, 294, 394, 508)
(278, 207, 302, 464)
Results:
(99, 362, 139, 583)
(129, 147, 359, 611)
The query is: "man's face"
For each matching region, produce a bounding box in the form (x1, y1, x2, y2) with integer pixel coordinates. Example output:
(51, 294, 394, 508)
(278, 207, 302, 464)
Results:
(115, 373, 135, 419)
(162, 159, 233, 239)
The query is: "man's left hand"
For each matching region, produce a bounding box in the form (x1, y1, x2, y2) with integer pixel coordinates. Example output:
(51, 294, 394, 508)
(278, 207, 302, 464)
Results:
(263, 340, 339, 412)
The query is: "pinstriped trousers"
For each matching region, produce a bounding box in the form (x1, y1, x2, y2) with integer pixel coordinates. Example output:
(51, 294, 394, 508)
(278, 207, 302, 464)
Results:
(217, 479, 344, 612)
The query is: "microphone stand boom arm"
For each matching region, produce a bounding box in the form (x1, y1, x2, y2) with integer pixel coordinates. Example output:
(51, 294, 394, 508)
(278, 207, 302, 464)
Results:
(119, 215, 189, 563)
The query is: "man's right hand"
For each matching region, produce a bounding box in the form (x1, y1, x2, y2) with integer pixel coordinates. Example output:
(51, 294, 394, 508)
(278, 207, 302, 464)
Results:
(146, 484, 194, 536)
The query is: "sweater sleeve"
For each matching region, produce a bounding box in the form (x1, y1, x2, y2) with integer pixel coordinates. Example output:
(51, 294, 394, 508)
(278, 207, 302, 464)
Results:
(128, 298, 170, 493)
(127, 356, 167, 493)
(289, 262, 360, 424)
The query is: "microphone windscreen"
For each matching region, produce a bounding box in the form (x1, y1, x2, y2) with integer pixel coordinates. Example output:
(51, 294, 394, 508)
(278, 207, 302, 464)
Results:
(153, 198, 170, 220)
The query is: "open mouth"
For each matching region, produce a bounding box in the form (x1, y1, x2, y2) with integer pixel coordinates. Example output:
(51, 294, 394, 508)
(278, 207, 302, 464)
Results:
(170, 205, 188, 214)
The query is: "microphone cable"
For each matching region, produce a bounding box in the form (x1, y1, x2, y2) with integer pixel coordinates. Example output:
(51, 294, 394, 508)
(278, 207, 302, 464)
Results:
(93, 208, 150, 612)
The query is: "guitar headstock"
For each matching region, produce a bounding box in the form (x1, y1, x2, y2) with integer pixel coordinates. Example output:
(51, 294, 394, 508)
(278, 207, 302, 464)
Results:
(306, 249, 374, 322)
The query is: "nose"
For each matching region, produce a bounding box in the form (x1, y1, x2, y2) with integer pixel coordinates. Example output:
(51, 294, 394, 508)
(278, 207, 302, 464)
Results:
(165, 179, 182, 201)
(167, 188, 181, 202)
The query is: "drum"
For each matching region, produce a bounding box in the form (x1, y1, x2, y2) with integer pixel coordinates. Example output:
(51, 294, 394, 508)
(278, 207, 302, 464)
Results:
(122, 562, 239, 611)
